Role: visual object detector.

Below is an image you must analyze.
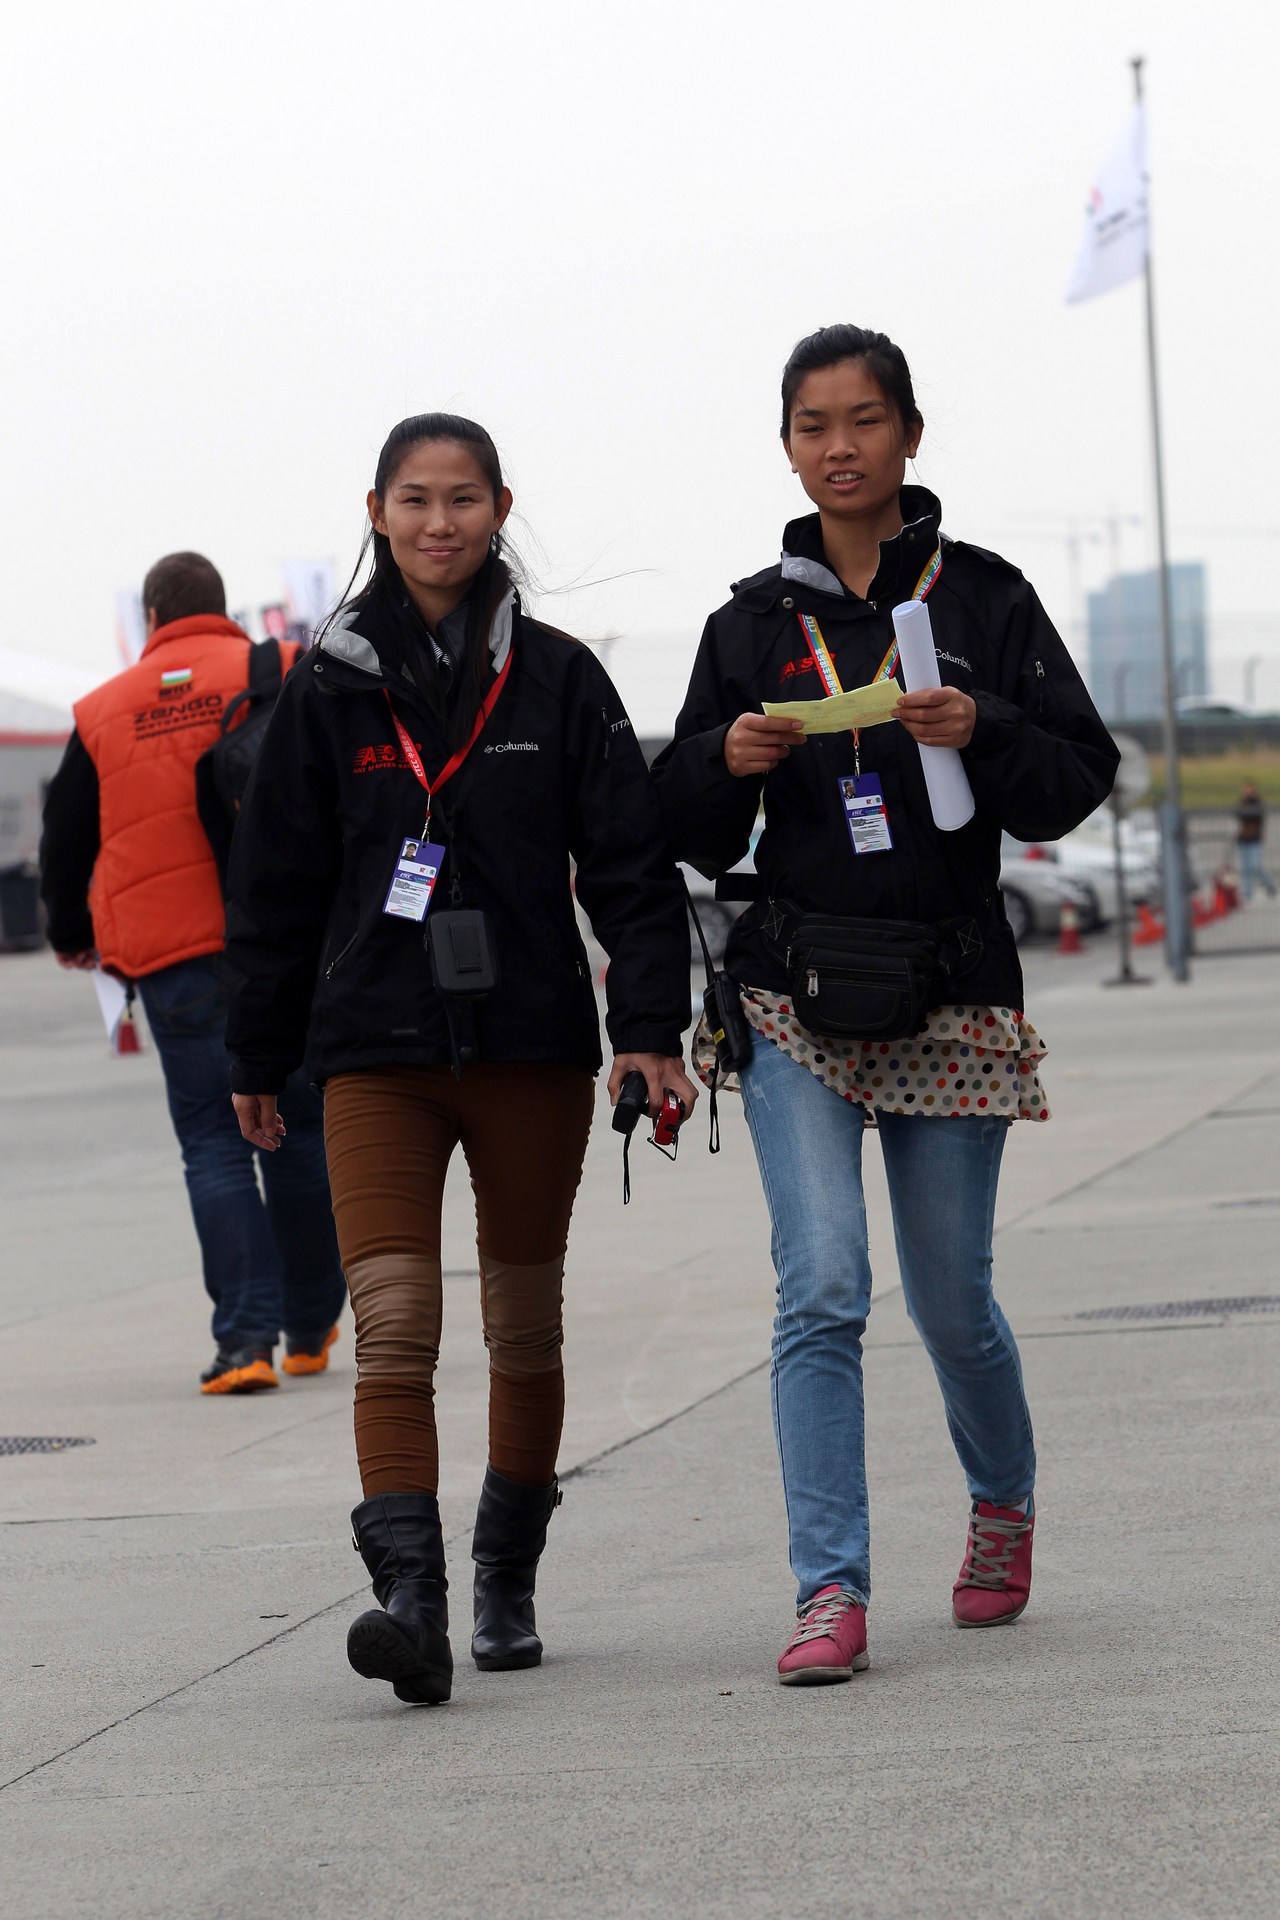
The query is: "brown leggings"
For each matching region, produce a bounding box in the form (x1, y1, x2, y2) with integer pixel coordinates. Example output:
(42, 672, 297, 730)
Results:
(324, 1062, 595, 1497)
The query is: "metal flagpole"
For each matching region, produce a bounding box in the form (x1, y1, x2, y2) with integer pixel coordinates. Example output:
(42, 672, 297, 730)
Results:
(1132, 55, 1190, 981)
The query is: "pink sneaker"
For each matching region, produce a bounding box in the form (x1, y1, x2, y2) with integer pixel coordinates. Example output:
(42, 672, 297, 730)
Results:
(952, 1500, 1035, 1627)
(777, 1584, 869, 1684)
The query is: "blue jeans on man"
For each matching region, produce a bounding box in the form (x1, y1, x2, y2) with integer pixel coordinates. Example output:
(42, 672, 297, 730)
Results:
(137, 954, 346, 1356)
(1239, 840, 1276, 901)
(738, 1027, 1035, 1609)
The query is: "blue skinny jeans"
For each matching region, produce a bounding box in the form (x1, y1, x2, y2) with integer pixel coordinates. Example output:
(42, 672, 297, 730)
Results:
(739, 1027, 1035, 1609)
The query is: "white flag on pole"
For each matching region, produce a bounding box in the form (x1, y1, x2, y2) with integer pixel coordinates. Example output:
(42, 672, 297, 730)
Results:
(1066, 103, 1148, 304)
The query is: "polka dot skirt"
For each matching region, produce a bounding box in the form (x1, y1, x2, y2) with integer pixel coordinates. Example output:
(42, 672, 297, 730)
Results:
(693, 987, 1050, 1122)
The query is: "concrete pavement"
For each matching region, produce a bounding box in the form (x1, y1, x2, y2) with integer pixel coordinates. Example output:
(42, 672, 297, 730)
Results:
(1, 935, 1278, 1918)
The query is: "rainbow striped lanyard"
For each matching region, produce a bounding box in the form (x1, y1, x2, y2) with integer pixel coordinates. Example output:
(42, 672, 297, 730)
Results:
(795, 544, 942, 700)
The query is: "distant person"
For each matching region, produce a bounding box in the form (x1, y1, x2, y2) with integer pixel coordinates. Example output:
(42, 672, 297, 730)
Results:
(39, 552, 346, 1394)
(1236, 781, 1276, 901)
(222, 414, 694, 1706)
(655, 326, 1118, 1684)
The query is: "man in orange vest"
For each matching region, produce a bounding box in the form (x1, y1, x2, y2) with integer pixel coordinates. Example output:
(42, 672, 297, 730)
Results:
(40, 552, 346, 1394)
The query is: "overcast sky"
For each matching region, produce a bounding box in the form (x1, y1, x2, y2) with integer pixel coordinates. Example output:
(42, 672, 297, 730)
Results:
(4, 0, 1277, 728)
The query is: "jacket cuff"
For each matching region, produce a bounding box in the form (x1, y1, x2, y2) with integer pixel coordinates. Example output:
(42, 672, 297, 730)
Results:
(964, 690, 1023, 758)
(49, 915, 96, 955)
(229, 1056, 292, 1097)
(607, 1024, 689, 1060)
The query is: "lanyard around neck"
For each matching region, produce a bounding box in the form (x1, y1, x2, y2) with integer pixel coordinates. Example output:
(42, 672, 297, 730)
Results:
(796, 544, 941, 699)
(383, 644, 515, 834)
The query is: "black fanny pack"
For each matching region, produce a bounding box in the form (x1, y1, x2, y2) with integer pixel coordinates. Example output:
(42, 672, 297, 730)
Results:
(773, 907, 985, 1041)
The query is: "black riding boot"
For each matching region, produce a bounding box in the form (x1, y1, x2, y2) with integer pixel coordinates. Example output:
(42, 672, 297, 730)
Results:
(471, 1467, 561, 1671)
(347, 1491, 453, 1705)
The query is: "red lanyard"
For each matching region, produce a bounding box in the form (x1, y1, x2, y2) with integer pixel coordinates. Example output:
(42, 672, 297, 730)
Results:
(383, 646, 515, 833)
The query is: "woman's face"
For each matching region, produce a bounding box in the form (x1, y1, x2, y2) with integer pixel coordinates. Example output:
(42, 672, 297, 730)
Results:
(784, 359, 920, 525)
(368, 441, 512, 610)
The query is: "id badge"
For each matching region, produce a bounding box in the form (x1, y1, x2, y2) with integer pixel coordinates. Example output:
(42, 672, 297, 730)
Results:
(383, 838, 446, 922)
(838, 774, 894, 854)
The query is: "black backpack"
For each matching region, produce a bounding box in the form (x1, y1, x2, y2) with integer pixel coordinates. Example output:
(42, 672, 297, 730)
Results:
(195, 640, 285, 894)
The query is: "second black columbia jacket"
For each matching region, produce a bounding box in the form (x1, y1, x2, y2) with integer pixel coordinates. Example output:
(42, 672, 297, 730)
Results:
(223, 600, 690, 1092)
(653, 488, 1120, 1010)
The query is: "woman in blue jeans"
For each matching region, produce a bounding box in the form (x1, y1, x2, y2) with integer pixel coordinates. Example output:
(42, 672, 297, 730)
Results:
(654, 325, 1118, 1682)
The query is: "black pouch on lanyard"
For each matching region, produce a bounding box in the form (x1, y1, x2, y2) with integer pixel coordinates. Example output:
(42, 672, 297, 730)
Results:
(425, 908, 500, 1076)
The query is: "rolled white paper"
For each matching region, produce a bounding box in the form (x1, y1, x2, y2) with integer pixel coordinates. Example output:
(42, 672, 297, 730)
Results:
(891, 598, 976, 832)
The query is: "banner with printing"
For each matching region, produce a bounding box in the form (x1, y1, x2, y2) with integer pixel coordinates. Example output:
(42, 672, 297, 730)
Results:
(1066, 102, 1148, 304)
(281, 560, 337, 641)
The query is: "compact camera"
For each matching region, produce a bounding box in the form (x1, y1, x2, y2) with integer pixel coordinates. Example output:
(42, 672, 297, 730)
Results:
(612, 1070, 686, 1201)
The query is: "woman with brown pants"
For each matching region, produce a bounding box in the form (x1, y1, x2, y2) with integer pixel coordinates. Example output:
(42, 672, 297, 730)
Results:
(224, 414, 695, 1705)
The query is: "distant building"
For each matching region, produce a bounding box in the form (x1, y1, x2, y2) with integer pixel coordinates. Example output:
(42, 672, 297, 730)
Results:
(1087, 563, 1207, 723)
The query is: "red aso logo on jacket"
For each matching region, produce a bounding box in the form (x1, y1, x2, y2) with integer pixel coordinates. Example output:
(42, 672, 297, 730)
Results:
(353, 742, 417, 773)
(779, 657, 818, 684)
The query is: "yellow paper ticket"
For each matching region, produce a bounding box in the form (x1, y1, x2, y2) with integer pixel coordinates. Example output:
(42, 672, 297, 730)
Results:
(762, 679, 903, 734)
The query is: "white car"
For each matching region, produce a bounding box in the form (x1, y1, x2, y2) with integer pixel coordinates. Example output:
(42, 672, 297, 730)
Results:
(998, 845, 1098, 944)
(1005, 808, 1161, 926)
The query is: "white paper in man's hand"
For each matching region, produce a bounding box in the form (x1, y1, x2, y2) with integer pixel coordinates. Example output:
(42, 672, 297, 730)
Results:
(91, 968, 129, 1046)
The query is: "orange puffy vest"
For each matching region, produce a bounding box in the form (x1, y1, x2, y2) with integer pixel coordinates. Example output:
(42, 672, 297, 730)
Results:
(75, 616, 299, 979)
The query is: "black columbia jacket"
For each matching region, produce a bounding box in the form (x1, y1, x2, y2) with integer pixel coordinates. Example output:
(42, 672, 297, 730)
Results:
(223, 600, 690, 1092)
(653, 488, 1119, 1010)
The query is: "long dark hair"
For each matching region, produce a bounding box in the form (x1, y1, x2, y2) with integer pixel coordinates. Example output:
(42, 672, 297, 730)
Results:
(780, 325, 922, 442)
(324, 413, 517, 751)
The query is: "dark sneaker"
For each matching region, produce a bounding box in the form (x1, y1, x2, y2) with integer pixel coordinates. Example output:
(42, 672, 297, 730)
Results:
(281, 1324, 339, 1377)
(952, 1499, 1035, 1626)
(199, 1347, 279, 1395)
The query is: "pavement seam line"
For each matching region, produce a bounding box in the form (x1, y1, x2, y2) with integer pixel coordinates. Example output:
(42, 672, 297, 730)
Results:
(9, 1060, 1271, 1788)
(1, 1361, 775, 1792)
(0, 1510, 474, 1796)
(993, 1066, 1279, 1235)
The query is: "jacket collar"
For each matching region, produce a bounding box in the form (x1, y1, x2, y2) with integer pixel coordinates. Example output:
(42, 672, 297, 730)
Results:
(779, 486, 943, 604)
(320, 588, 516, 681)
(141, 614, 249, 659)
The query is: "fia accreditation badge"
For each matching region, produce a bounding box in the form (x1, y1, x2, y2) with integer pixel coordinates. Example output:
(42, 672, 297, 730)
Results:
(382, 838, 447, 921)
(838, 774, 894, 854)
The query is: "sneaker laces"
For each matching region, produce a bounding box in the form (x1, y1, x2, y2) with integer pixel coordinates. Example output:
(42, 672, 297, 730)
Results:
(785, 1588, 861, 1650)
(958, 1511, 1031, 1590)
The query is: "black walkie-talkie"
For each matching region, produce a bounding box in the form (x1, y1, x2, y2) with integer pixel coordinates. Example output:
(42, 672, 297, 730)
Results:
(684, 880, 751, 1154)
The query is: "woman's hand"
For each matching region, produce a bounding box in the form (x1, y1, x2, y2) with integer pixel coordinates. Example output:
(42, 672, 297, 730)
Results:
(608, 1052, 700, 1119)
(724, 713, 806, 777)
(232, 1093, 288, 1152)
(895, 687, 977, 749)
(55, 949, 98, 971)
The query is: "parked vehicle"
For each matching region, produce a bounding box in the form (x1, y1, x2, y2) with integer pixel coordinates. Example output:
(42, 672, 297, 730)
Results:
(998, 843, 1097, 944)
(1004, 808, 1161, 927)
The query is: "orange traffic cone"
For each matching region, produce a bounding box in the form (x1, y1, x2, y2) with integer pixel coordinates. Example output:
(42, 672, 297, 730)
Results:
(1132, 902, 1165, 946)
(1056, 899, 1084, 954)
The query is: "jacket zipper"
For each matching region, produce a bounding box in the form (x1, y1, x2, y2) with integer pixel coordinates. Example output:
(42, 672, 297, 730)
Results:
(325, 931, 358, 979)
(1034, 658, 1046, 718)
